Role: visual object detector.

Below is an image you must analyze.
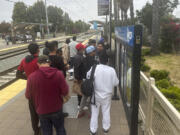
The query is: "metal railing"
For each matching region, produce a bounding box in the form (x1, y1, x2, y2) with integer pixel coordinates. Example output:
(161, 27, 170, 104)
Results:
(138, 72, 180, 135)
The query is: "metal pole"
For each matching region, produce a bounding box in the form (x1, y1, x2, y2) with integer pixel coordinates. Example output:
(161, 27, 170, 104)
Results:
(109, 0, 112, 50)
(112, 0, 120, 101)
(45, 0, 50, 36)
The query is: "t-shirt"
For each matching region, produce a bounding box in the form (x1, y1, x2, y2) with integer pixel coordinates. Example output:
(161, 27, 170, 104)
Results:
(69, 41, 78, 57)
(87, 64, 119, 99)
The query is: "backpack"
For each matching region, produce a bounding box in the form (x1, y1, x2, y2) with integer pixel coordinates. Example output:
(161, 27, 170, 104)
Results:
(81, 65, 97, 97)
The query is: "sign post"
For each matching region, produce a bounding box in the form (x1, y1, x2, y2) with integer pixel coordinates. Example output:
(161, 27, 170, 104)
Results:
(98, 0, 109, 16)
(115, 25, 143, 135)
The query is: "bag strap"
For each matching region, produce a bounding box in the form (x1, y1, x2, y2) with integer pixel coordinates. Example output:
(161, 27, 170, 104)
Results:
(90, 64, 97, 81)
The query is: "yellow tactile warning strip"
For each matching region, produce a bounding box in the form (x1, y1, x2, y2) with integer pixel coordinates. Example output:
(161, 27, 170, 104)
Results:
(0, 79, 26, 107)
(0, 35, 96, 108)
(0, 36, 71, 53)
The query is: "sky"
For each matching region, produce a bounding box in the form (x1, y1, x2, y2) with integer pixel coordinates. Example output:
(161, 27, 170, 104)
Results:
(0, 0, 179, 23)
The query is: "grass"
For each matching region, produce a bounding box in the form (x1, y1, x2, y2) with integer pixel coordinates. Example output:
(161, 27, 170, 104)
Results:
(145, 53, 180, 87)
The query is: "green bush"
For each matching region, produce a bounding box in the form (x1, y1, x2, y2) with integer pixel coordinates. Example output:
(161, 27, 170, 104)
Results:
(161, 86, 180, 111)
(156, 79, 171, 89)
(141, 64, 151, 72)
(142, 48, 151, 56)
(150, 70, 169, 81)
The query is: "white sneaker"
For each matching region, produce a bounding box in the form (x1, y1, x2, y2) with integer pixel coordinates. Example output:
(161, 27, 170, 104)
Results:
(83, 106, 88, 111)
(77, 105, 80, 109)
(68, 76, 74, 81)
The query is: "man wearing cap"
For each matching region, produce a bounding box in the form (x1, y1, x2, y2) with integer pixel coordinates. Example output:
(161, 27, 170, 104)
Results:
(26, 55, 69, 135)
(78, 45, 97, 118)
(73, 43, 86, 107)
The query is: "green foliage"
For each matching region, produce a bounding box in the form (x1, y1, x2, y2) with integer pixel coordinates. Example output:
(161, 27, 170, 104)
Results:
(156, 79, 171, 89)
(141, 64, 151, 72)
(12, 1, 90, 34)
(142, 48, 151, 56)
(12, 2, 27, 23)
(161, 86, 180, 111)
(150, 70, 169, 81)
(136, 3, 153, 34)
(160, 18, 180, 53)
(0, 21, 11, 33)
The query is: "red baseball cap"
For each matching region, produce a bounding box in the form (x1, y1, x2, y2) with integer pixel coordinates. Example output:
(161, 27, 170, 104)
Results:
(76, 43, 85, 51)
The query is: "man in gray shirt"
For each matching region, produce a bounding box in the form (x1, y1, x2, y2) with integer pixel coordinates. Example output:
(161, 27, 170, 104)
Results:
(68, 36, 78, 80)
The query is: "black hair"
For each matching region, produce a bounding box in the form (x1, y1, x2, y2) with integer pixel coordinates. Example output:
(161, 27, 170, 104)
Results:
(66, 38, 70, 44)
(99, 51, 108, 65)
(48, 42, 57, 52)
(89, 39, 96, 45)
(52, 41, 58, 47)
(28, 43, 39, 55)
(45, 41, 51, 48)
(73, 36, 76, 41)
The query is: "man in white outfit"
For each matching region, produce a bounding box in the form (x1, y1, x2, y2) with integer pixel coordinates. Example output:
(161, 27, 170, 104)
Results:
(87, 52, 119, 135)
(68, 36, 78, 80)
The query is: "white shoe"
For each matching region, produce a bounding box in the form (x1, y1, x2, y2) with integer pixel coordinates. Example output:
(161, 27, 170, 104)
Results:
(83, 106, 88, 111)
(68, 76, 74, 81)
(77, 105, 80, 109)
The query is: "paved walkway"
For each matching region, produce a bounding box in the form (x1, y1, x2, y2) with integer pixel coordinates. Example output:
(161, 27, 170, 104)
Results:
(0, 82, 129, 135)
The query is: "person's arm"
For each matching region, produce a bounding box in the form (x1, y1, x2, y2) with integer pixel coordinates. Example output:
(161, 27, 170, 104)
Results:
(113, 69, 119, 86)
(57, 56, 66, 77)
(16, 60, 27, 80)
(25, 77, 32, 99)
(58, 71, 69, 96)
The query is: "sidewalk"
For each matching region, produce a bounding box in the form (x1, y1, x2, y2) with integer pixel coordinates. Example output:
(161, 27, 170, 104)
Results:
(0, 80, 129, 135)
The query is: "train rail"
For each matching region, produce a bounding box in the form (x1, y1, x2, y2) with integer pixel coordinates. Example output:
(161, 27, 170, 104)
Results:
(0, 32, 98, 90)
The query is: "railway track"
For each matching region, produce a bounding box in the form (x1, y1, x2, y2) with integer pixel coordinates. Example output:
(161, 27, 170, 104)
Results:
(0, 32, 98, 90)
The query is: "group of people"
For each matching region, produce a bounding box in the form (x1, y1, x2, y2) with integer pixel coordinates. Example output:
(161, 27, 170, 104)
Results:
(16, 35, 119, 135)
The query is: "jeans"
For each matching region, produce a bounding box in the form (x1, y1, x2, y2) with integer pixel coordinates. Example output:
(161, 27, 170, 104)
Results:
(28, 100, 40, 135)
(39, 109, 66, 135)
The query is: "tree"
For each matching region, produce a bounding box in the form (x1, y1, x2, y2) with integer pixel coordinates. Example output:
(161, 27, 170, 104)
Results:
(129, 0, 134, 24)
(12, 2, 27, 23)
(151, 0, 160, 55)
(48, 6, 63, 33)
(0, 21, 11, 34)
(136, 3, 153, 34)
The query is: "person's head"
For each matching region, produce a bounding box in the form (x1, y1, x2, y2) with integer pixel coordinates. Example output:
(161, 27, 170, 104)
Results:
(52, 41, 58, 48)
(76, 43, 85, 54)
(48, 41, 58, 53)
(73, 36, 76, 41)
(86, 45, 96, 56)
(37, 55, 50, 67)
(66, 38, 70, 44)
(45, 41, 49, 48)
(56, 48, 63, 57)
(28, 43, 39, 55)
(89, 39, 96, 47)
(97, 43, 104, 52)
(99, 51, 108, 65)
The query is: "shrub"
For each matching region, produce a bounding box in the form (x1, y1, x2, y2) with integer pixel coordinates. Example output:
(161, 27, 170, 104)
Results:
(141, 64, 151, 72)
(160, 86, 180, 111)
(156, 79, 171, 89)
(142, 48, 151, 56)
(150, 70, 169, 81)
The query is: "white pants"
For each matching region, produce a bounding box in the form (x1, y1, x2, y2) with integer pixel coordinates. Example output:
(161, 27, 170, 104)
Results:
(90, 96, 111, 133)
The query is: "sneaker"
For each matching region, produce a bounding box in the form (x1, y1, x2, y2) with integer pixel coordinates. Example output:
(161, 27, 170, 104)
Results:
(68, 76, 74, 81)
(77, 105, 80, 109)
(63, 112, 69, 118)
(90, 131, 96, 135)
(103, 129, 109, 135)
(83, 106, 88, 111)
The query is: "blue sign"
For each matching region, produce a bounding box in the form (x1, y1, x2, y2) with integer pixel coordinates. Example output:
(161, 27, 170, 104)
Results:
(115, 26, 135, 46)
(93, 22, 98, 30)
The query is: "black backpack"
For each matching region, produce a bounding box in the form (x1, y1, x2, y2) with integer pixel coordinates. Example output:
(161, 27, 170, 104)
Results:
(81, 65, 97, 97)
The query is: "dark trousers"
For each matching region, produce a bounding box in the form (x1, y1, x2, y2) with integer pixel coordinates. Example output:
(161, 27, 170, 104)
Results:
(39, 109, 66, 135)
(77, 95, 82, 106)
(28, 100, 40, 135)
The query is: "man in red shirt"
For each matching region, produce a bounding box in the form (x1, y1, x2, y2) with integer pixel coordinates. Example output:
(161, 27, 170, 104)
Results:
(16, 43, 40, 135)
(26, 55, 69, 135)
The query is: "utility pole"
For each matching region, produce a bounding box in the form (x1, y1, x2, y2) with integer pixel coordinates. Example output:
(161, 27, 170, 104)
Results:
(45, 0, 50, 36)
(109, 0, 112, 49)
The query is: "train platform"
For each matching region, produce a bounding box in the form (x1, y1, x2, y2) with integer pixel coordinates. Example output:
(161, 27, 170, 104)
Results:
(0, 78, 129, 135)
